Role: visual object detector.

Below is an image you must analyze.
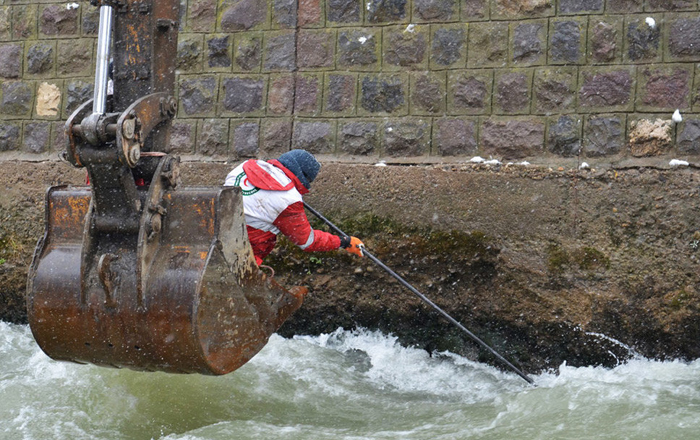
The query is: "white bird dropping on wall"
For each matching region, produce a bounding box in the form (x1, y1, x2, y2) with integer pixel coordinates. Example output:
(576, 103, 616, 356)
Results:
(669, 159, 689, 167)
(672, 109, 682, 123)
(645, 17, 656, 28)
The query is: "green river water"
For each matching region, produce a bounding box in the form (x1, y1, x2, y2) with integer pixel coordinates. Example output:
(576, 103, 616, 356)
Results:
(1, 321, 699, 439)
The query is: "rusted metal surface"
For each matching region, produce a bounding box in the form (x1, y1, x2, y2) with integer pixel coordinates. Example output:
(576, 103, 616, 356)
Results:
(27, 181, 304, 374)
(27, 0, 304, 375)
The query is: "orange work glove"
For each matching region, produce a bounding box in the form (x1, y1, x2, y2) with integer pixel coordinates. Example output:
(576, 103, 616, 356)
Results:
(344, 236, 364, 257)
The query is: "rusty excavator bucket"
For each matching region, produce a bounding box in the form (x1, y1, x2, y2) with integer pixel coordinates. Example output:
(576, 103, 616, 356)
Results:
(26, 0, 303, 374)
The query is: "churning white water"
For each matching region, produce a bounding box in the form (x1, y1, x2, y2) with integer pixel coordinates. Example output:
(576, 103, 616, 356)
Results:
(1, 321, 699, 440)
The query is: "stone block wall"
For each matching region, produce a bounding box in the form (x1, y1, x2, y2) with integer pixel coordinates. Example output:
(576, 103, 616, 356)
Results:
(4, 0, 700, 162)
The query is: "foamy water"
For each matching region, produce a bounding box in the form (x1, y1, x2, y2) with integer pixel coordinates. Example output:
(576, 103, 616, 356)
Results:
(1, 322, 699, 439)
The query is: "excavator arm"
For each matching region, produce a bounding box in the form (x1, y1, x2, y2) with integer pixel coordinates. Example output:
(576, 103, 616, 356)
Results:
(26, 0, 303, 375)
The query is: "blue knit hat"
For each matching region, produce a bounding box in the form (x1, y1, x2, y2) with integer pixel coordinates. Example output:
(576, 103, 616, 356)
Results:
(277, 149, 321, 189)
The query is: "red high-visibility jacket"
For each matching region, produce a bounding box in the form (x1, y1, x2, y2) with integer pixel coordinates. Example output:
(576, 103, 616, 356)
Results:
(224, 159, 340, 265)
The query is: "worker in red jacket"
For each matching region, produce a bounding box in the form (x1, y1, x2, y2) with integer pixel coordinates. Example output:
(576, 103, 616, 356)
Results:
(224, 150, 364, 265)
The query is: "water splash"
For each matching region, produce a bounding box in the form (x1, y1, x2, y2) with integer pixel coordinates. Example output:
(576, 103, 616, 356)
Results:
(2, 323, 700, 440)
(584, 330, 642, 360)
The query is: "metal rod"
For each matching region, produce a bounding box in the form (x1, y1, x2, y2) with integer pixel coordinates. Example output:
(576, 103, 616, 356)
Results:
(303, 202, 535, 385)
(93, 5, 113, 115)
